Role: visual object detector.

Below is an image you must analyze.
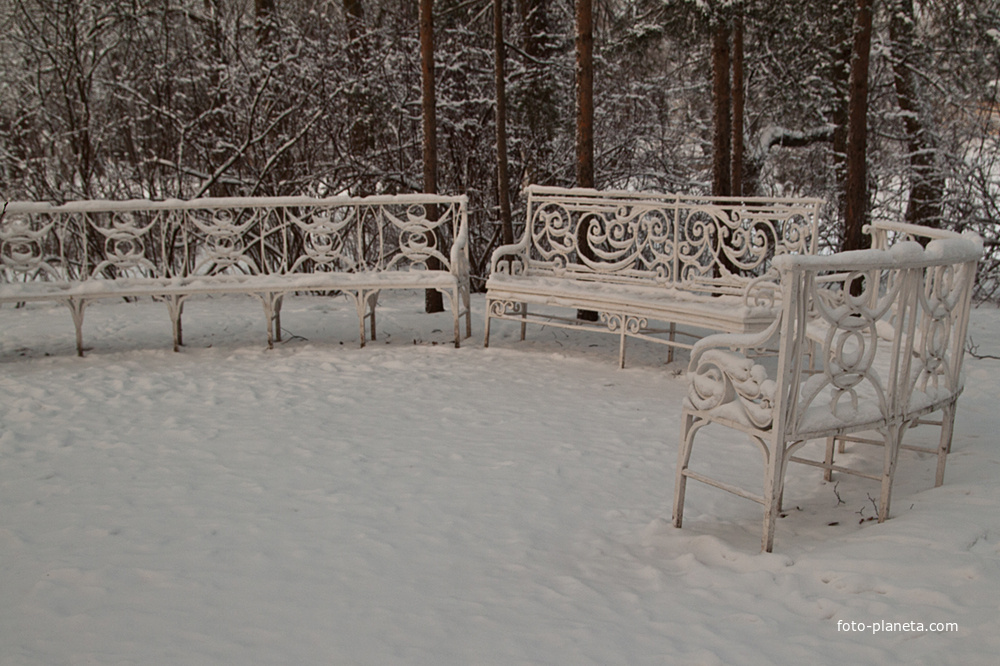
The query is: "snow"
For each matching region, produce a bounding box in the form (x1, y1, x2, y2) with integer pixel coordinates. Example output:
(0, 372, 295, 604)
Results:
(2, 291, 999, 665)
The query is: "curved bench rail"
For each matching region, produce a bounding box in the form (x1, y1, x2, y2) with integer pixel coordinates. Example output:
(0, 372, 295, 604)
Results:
(674, 231, 983, 551)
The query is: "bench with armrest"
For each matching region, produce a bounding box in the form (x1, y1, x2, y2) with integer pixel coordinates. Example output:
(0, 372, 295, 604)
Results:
(484, 185, 823, 367)
(672, 221, 982, 551)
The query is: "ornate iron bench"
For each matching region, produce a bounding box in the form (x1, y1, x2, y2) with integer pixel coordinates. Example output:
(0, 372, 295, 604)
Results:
(1, 194, 471, 356)
(673, 221, 982, 551)
(484, 185, 824, 367)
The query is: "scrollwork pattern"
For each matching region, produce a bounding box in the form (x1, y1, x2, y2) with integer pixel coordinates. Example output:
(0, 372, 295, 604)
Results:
(488, 299, 526, 318)
(0, 215, 62, 278)
(688, 348, 776, 429)
(91, 211, 160, 276)
(796, 268, 898, 425)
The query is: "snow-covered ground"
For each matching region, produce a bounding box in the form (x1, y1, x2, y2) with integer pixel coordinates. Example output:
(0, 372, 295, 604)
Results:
(1, 291, 998, 665)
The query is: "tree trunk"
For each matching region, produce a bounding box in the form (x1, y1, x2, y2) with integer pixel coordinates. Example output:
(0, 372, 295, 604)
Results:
(828, 0, 854, 234)
(575, 0, 594, 189)
(419, 0, 444, 313)
(495, 0, 513, 246)
(731, 17, 745, 198)
(343, 0, 373, 186)
(712, 20, 738, 279)
(844, 0, 874, 254)
(517, 0, 559, 185)
(712, 23, 732, 198)
(575, 0, 597, 320)
(890, 0, 945, 230)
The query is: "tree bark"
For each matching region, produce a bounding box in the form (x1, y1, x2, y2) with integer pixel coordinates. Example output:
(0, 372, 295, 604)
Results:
(419, 0, 444, 313)
(731, 17, 745, 198)
(517, 0, 559, 185)
(575, 0, 594, 189)
(828, 0, 854, 231)
(495, 0, 513, 246)
(712, 23, 732, 198)
(575, 0, 597, 320)
(844, 0, 874, 253)
(889, 0, 944, 230)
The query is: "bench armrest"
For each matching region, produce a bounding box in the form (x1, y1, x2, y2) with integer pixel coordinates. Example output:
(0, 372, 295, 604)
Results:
(450, 208, 470, 284)
(489, 233, 531, 277)
(687, 314, 784, 428)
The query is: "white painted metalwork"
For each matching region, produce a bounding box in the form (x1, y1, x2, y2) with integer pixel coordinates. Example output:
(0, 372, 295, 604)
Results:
(673, 221, 982, 551)
(1, 194, 471, 355)
(484, 185, 824, 367)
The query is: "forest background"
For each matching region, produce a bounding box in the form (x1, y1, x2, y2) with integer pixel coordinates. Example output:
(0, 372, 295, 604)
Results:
(1, 0, 998, 297)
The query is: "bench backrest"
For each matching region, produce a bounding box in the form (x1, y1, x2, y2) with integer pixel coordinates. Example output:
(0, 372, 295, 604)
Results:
(743, 227, 979, 439)
(1, 194, 468, 282)
(520, 185, 822, 290)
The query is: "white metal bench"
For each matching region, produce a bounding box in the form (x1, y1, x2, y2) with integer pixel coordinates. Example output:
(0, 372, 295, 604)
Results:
(1, 194, 471, 356)
(484, 185, 823, 367)
(673, 221, 982, 551)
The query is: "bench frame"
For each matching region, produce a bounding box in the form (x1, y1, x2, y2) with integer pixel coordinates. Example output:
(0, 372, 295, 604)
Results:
(672, 220, 982, 551)
(1, 194, 471, 355)
(484, 185, 823, 367)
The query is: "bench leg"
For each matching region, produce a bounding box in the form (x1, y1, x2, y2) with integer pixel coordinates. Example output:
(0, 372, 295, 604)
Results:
(165, 295, 185, 352)
(520, 303, 527, 341)
(274, 295, 284, 343)
(366, 291, 380, 343)
(463, 287, 471, 339)
(67, 298, 87, 357)
(618, 321, 628, 369)
(935, 405, 956, 487)
(761, 437, 791, 553)
(673, 413, 709, 530)
(351, 292, 367, 347)
(667, 322, 676, 364)
(823, 436, 836, 482)
(258, 292, 279, 350)
(448, 288, 461, 348)
(483, 301, 493, 348)
(877, 425, 904, 522)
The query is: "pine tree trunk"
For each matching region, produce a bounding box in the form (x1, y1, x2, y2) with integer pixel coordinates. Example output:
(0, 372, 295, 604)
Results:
(890, 0, 944, 230)
(731, 17, 745, 198)
(575, 0, 597, 320)
(844, 0, 874, 254)
(517, 0, 559, 185)
(824, 0, 855, 238)
(712, 23, 732, 198)
(419, 0, 444, 313)
(495, 0, 513, 246)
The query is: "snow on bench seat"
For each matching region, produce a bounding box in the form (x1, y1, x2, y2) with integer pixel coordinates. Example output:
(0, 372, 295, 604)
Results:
(484, 185, 822, 367)
(1, 194, 471, 355)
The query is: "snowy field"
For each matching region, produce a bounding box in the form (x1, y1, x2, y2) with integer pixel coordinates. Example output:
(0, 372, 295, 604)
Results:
(1, 291, 998, 665)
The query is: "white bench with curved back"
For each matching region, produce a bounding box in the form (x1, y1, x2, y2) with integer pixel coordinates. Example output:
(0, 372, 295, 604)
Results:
(672, 221, 982, 551)
(484, 185, 823, 367)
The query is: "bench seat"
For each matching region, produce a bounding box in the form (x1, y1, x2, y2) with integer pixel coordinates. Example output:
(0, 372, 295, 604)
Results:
(486, 273, 780, 350)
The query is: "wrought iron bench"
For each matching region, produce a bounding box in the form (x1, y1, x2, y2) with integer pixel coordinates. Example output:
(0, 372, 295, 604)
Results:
(484, 185, 824, 367)
(672, 221, 982, 551)
(0, 194, 471, 356)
